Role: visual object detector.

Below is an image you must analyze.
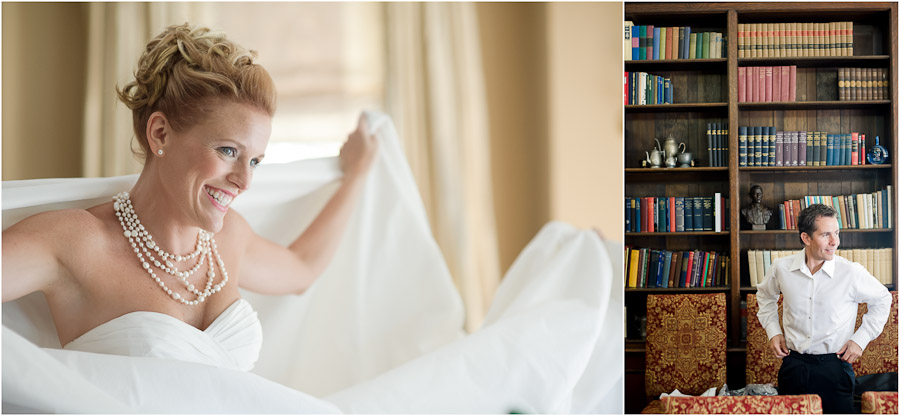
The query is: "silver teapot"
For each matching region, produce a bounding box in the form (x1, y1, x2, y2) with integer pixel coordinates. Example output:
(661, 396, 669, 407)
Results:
(657, 135, 686, 160)
(645, 149, 663, 168)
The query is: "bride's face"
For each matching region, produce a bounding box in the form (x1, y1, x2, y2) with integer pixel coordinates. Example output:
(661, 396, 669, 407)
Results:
(161, 100, 271, 233)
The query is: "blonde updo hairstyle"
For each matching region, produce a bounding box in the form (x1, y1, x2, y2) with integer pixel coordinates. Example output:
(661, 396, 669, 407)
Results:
(117, 23, 276, 160)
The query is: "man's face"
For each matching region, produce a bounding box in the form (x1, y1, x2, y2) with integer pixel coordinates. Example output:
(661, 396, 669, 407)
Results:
(802, 215, 840, 263)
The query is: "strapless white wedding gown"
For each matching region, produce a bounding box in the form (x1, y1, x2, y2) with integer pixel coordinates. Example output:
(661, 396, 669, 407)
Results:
(63, 299, 263, 372)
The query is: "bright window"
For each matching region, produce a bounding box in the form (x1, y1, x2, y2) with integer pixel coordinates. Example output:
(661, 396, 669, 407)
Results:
(208, 3, 385, 163)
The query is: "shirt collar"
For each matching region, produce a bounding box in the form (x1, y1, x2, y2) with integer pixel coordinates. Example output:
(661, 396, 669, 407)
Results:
(791, 247, 835, 278)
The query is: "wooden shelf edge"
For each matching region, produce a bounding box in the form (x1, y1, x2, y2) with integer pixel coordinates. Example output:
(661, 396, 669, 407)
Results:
(739, 164, 892, 171)
(740, 228, 894, 234)
(738, 100, 891, 109)
(626, 231, 731, 236)
(625, 287, 730, 292)
(626, 167, 729, 173)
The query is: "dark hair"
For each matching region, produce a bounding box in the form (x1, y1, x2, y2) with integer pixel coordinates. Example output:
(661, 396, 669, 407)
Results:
(797, 204, 837, 244)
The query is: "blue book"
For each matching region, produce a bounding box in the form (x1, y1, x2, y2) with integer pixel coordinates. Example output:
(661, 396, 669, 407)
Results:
(652, 27, 661, 60)
(655, 251, 665, 287)
(694, 197, 705, 231)
(634, 198, 644, 232)
(702, 197, 713, 231)
(768, 126, 776, 166)
(760, 127, 769, 166)
(660, 251, 670, 288)
(779, 204, 786, 229)
(844, 134, 851, 166)
(660, 197, 669, 232)
(683, 27, 691, 59)
(658, 76, 664, 104)
(625, 198, 631, 232)
(675, 197, 686, 232)
(739, 126, 748, 166)
(632, 25, 640, 60)
(665, 78, 673, 103)
(653, 197, 659, 231)
(684, 197, 695, 232)
(826, 134, 835, 166)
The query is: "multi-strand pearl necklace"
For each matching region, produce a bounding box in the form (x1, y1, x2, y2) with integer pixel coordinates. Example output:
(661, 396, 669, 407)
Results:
(113, 192, 228, 305)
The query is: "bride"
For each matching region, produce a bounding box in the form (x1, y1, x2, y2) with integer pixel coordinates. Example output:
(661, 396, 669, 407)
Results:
(3, 24, 376, 360)
(3, 23, 621, 414)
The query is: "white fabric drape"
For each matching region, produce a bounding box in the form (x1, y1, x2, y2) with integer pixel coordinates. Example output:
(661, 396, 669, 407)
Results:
(384, 2, 500, 332)
(81, 3, 211, 177)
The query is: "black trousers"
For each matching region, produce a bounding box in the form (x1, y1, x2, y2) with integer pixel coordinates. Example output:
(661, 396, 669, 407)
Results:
(778, 350, 856, 414)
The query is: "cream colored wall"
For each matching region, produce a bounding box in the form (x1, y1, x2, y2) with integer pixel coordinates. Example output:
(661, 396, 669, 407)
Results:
(2, 3, 88, 180)
(478, 2, 624, 272)
(477, 3, 551, 273)
(547, 2, 624, 242)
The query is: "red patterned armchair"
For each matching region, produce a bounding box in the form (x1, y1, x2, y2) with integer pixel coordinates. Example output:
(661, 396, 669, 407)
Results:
(853, 292, 898, 376)
(746, 294, 783, 385)
(861, 391, 898, 414)
(660, 394, 823, 414)
(746, 291, 898, 383)
(643, 293, 728, 413)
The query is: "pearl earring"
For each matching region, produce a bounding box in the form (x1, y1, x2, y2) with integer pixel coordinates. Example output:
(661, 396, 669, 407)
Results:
(157, 149, 164, 156)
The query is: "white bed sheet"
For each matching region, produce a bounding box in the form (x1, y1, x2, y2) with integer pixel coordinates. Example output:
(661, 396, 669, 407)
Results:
(2, 111, 623, 413)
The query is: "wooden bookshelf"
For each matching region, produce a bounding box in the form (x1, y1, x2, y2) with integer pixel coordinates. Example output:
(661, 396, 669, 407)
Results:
(624, 2, 897, 413)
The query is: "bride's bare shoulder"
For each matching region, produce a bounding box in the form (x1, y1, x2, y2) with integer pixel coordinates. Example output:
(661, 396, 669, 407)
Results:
(7, 202, 115, 237)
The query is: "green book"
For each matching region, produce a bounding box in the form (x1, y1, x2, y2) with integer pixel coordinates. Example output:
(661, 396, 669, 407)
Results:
(689, 33, 698, 59)
(659, 27, 667, 60)
(696, 32, 703, 58)
(702, 32, 710, 58)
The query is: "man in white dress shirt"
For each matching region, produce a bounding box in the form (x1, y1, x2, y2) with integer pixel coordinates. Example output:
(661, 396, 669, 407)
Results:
(756, 204, 891, 414)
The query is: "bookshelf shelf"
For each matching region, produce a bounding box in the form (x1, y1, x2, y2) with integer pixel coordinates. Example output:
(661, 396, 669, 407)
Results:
(738, 55, 891, 67)
(626, 58, 727, 70)
(625, 3, 896, 410)
(626, 167, 728, 173)
(738, 100, 891, 110)
(626, 231, 730, 236)
(740, 228, 894, 235)
(625, 103, 728, 112)
(739, 164, 892, 171)
(625, 287, 729, 292)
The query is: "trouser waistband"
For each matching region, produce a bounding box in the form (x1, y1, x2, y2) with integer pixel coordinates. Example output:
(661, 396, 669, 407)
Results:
(788, 350, 842, 363)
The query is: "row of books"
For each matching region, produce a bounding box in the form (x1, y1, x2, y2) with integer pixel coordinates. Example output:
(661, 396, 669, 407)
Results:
(625, 194, 729, 233)
(737, 66, 796, 103)
(838, 68, 890, 101)
(747, 248, 892, 287)
(738, 127, 873, 167)
(624, 22, 727, 60)
(626, 247, 730, 288)
(625, 72, 673, 105)
(706, 122, 730, 167)
(737, 22, 854, 58)
(778, 188, 892, 231)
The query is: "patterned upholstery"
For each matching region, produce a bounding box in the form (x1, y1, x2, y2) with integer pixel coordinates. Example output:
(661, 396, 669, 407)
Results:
(641, 399, 666, 414)
(853, 292, 898, 376)
(861, 391, 899, 414)
(746, 291, 898, 383)
(645, 293, 727, 398)
(746, 294, 783, 385)
(660, 394, 823, 414)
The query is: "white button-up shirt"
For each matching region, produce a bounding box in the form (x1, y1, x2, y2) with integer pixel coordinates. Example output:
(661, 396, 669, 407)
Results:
(756, 248, 892, 354)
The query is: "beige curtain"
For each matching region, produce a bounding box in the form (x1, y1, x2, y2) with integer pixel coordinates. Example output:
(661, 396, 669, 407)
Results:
(384, 3, 501, 332)
(82, 3, 211, 177)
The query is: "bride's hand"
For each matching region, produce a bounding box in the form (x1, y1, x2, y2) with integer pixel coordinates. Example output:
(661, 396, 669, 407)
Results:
(339, 114, 378, 179)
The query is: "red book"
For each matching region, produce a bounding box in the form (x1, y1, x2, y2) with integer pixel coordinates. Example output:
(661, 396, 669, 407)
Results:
(649, 197, 655, 232)
(667, 27, 675, 60)
(684, 252, 695, 287)
(758, 66, 766, 102)
(624, 71, 629, 105)
(791, 200, 801, 229)
(773, 66, 782, 101)
(765, 66, 773, 102)
(781, 66, 790, 101)
(784, 200, 793, 229)
(748, 67, 756, 102)
(860, 134, 866, 165)
(669, 196, 676, 232)
(738, 67, 747, 102)
(789, 65, 797, 101)
(750, 67, 759, 102)
(851, 132, 859, 165)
